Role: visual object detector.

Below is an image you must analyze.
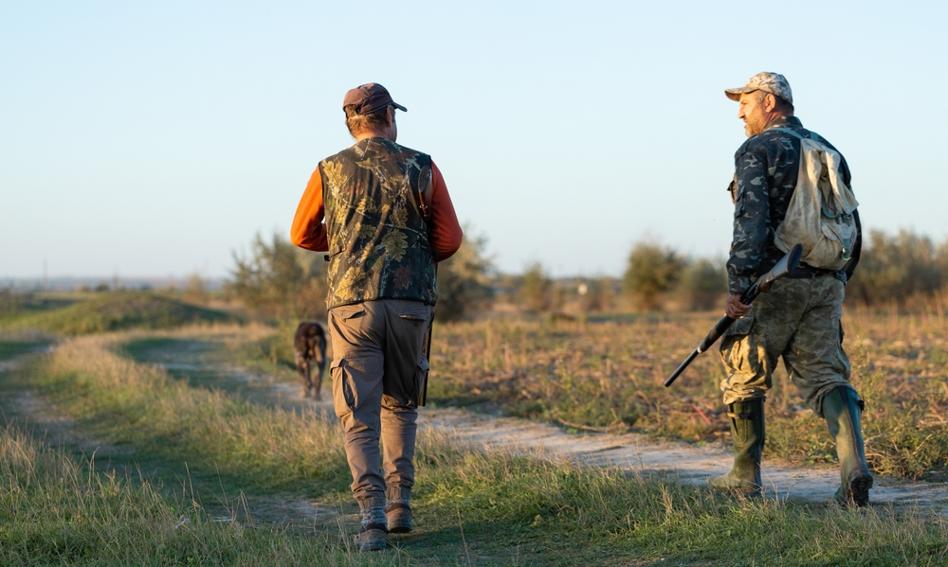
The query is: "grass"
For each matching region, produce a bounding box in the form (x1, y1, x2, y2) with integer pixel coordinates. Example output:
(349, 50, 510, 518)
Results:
(418, 310, 948, 480)
(0, 424, 403, 566)
(0, 291, 234, 336)
(1, 334, 945, 565)
(230, 307, 947, 480)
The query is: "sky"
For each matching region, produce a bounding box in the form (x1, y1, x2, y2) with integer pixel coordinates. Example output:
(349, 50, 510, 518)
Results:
(2, 0, 946, 279)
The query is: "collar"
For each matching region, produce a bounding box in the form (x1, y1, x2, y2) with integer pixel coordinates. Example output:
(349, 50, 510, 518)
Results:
(764, 115, 803, 132)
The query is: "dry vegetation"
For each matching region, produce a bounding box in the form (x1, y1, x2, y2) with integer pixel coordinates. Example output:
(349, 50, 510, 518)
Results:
(3, 333, 946, 565)
(427, 306, 947, 480)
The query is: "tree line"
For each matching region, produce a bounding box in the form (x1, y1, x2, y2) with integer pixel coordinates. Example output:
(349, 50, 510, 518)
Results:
(227, 228, 948, 321)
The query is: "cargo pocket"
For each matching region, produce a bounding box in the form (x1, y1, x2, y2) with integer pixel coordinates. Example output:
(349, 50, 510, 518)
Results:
(414, 355, 430, 406)
(719, 315, 757, 373)
(330, 357, 362, 417)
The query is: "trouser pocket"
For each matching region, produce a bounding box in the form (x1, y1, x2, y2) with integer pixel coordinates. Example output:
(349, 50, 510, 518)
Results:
(414, 355, 430, 407)
(331, 356, 380, 418)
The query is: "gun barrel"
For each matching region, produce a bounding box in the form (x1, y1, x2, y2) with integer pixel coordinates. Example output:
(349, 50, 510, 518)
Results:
(664, 349, 699, 387)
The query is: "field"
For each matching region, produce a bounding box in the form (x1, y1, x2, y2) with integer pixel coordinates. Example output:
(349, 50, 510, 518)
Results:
(0, 292, 945, 565)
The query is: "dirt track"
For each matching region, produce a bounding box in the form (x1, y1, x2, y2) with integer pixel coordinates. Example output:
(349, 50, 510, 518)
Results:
(0, 348, 343, 531)
(133, 337, 948, 517)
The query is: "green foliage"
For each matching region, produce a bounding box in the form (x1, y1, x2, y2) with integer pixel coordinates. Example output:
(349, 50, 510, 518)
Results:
(848, 229, 946, 305)
(0, 291, 230, 335)
(229, 232, 326, 321)
(675, 258, 727, 310)
(0, 291, 76, 322)
(436, 229, 495, 322)
(519, 262, 553, 312)
(623, 242, 686, 310)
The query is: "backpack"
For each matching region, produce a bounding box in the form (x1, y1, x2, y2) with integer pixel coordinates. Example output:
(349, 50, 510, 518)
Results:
(772, 128, 859, 271)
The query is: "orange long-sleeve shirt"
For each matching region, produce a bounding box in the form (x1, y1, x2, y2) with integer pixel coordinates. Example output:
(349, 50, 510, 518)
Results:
(290, 160, 463, 262)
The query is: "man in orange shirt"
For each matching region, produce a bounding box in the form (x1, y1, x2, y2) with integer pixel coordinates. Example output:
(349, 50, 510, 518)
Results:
(291, 83, 462, 551)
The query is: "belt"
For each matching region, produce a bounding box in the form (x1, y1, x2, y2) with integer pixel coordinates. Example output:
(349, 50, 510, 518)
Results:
(787, 263, 837, 279)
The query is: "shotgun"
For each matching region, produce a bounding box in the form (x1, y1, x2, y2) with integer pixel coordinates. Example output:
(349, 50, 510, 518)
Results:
(664, 244, 803, 387)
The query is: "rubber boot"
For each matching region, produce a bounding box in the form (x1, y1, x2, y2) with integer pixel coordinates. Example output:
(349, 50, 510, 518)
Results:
(709, 398, 764, 496)
(822, 386, 873, 507)
(355, 500, 388, 551)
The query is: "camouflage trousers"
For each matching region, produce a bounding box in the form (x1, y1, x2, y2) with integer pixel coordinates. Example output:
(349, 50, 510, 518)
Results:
(719, 276, 855, 414)
(327, 299, 432, 511)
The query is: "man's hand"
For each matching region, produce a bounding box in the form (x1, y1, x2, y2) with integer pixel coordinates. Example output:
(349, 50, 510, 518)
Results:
(726, 292, 751, 319)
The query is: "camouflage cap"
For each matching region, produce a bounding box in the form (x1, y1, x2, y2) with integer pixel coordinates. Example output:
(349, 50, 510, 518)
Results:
(725, 72, 793, 105)
(343, 83, 407, 115)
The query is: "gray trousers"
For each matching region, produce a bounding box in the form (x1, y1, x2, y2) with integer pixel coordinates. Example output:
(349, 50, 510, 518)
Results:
(328, 299, 432, 510)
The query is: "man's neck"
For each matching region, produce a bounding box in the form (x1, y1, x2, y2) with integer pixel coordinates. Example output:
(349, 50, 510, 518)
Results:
(764, 112, 793, 130)
(354, 130, 392, 142)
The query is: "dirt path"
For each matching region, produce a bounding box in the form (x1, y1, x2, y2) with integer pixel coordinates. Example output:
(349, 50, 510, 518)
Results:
(132, 337, 948, 517)
(0, 348, 343, 532)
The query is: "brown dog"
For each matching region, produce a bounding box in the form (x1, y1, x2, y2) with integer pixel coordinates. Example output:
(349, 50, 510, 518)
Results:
(294, 321, 328, 400)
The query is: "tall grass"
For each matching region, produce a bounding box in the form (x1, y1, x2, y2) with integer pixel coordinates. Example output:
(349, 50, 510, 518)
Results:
(8, 335, 945, 565)
(0, 424, 401, 566)
(425, 309, 947, 479)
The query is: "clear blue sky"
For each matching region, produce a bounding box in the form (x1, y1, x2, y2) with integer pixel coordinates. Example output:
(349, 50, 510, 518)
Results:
(2, 0, 946, 278)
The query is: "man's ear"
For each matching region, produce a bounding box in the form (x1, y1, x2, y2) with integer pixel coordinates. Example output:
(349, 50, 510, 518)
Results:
(763, 92, 777, 113)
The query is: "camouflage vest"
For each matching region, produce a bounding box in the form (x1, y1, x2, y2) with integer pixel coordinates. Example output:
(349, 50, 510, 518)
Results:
(319, 137, 437, 309)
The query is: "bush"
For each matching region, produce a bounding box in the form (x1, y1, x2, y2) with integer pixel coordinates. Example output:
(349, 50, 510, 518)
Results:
(847, 229, 946, 305)
(622, 242, 685, 310)
(436, 230, 495, 322)
(229, 233, 327, 321)
(519, 262, 553, 313)
(675, 259, 727, 311)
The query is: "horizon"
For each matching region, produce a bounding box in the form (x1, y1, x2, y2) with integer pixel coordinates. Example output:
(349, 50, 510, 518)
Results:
(3, 1, 946, 279)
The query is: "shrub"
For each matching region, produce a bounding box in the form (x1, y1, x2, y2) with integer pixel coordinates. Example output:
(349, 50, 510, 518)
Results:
(436, 230, 495, 322)
(847, 229, 945, 305)
(622, 242, 685, 310)
(229, 233, 327, 321)
(675, 258, 727, 311)
(519, 262, 553, 313)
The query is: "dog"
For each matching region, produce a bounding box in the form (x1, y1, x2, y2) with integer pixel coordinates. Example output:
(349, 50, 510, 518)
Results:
(294, 321, 328, 400)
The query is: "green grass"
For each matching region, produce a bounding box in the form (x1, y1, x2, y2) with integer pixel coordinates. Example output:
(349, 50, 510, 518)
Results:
(1, 335, 944, 566)
(0, 291, 234, 336)
(0, 291, 78, 323)
(0, 424, 404, 567)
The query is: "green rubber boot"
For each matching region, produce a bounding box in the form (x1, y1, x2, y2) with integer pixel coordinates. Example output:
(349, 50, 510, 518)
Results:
(709, 398, 764, 496)
(822, 386, 873, 507)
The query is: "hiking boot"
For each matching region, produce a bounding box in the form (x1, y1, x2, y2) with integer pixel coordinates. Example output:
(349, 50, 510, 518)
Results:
(355, 501, 388, 551)
(354, 524, 388, 551)
(386, 502, 412, 534)
(709, 398, 764, 496)
(822, 387, 873, 507)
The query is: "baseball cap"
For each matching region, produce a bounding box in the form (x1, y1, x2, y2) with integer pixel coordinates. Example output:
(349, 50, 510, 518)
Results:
(725, 72, 793, 105)
(342, 83, 407, 115)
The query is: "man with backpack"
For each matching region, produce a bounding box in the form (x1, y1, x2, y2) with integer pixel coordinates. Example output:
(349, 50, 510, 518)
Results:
(713, 72, 872, 506)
